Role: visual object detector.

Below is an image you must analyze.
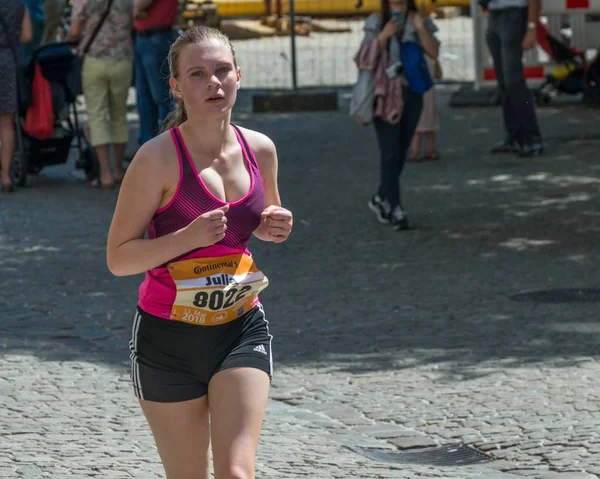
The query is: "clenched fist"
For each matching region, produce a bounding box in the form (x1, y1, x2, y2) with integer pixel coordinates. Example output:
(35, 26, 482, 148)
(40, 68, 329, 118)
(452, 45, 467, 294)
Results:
(183, 204, 229, 249)
(261, 205, 293, 243)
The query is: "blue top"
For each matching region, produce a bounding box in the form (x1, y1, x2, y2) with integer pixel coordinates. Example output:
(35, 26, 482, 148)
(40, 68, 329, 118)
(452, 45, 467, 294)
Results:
(23, 0, 44, 23)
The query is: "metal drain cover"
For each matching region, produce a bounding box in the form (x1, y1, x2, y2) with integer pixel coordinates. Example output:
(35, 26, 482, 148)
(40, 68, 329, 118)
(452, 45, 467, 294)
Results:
(351, 443, 493, 466)
(511, 288, 600, 304)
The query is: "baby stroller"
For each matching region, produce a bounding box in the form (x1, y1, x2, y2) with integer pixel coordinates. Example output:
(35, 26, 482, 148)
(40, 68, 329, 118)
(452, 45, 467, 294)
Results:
(11, 41, 97, 187)
(534, 21, 593, 105)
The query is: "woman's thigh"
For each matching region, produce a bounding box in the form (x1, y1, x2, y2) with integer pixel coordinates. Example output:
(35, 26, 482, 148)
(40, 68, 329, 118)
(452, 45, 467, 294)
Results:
(208, 367, 270, 479)
(140, 397, 211, 479)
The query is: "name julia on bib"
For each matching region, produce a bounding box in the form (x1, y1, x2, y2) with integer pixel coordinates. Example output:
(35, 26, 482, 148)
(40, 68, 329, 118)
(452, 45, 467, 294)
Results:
(167, 253, 268, 326)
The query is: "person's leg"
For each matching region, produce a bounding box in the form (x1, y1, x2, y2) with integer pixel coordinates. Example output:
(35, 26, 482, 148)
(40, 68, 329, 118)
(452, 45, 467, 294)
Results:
(134, 35, 159, 146)
(143, 31, 175, 133)
(130, 310, 212, 478)
(374, 118, 402, 210)
(425, 132, 438, 159)
(394, 90, 423, 216)
(108, 59, 133, 182)
(209, 368, 270, 479)
(0, 114, 15, 188)
(82, 57, 113, 186)
(140, 398, 211, 479)
(486, 11, 518, 152)
(409, 132, 422, 161)
(501, 8, 543, 154)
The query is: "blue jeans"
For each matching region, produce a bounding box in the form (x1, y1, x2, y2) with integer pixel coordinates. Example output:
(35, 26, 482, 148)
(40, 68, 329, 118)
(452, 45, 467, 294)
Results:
(486, 8, 542, 144)
(134, 31, 175, 145)
(374, 88, 424, 210)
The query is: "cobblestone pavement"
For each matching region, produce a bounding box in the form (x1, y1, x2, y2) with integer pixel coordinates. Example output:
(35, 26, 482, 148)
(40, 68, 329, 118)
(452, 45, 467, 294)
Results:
(1, 90, 600, 478)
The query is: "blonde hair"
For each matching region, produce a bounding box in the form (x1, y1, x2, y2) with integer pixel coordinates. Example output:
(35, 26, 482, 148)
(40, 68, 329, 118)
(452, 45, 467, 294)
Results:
(162, 26, 238, 131)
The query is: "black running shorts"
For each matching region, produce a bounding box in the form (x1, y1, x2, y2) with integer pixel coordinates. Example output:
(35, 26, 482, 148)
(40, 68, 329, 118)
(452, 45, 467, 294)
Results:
(129, 305, 273, 403)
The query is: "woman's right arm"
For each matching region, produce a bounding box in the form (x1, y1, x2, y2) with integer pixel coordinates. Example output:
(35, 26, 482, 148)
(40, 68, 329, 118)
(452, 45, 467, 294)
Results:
(20, 7, 33, 44)
(376, 19, 398, 52)
(106, 145, 194, 277)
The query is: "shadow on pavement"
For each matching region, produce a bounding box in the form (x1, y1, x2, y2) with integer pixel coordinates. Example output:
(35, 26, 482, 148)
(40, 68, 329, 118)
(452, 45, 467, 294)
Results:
(1, 101, 600, 381)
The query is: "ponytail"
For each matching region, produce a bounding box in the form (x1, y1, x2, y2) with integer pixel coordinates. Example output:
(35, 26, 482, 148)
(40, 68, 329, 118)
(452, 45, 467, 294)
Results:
(162, 96, 187, 132)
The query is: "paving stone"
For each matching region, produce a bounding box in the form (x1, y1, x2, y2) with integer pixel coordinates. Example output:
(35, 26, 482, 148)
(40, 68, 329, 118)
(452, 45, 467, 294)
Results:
(1, 93, 600, 477)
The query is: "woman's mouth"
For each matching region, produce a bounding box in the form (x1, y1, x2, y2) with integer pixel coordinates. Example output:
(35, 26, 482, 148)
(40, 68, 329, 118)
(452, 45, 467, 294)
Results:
(206, 95, 225, 103)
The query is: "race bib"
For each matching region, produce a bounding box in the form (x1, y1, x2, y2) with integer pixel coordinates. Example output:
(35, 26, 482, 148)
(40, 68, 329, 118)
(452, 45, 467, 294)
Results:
(167, 253, 268, 326)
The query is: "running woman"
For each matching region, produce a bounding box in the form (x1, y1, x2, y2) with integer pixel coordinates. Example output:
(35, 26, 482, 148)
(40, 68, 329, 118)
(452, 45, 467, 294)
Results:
(106, 26, 293, 479)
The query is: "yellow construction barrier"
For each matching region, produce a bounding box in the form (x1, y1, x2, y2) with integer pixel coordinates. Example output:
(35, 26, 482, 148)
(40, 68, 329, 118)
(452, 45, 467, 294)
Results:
(186, 0, 469, 18)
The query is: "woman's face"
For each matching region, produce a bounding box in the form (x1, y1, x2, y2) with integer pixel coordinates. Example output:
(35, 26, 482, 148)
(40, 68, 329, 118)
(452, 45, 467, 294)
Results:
(388, 0, 408, 13)
(170, 39, 241, 119)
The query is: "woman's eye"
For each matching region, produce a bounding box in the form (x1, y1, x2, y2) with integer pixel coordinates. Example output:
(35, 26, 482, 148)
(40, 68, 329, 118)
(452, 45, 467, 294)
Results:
(218, 67, 230, 74)
(192, 71, 204, 77)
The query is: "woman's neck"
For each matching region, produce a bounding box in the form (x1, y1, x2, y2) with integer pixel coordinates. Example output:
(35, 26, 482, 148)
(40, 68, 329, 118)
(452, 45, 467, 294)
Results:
(180, 114, 235, 156)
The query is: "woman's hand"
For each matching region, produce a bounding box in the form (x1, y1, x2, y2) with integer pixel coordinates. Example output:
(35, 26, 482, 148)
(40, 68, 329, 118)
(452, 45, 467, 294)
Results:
(182, 205, 229, 249)
(409, 11, 425, 31)
(381, 18, 399, 40)
(260, 206, 293, 243)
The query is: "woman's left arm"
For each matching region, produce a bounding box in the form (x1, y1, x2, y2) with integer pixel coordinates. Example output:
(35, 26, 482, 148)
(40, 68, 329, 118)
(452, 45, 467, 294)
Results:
(411, 13, 440, 59)
(68, 0, 87, 42)
(244, 129, 293, 243)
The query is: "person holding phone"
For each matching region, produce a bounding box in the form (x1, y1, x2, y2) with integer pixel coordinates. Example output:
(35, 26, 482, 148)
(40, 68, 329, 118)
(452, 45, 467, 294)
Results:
(359, 0, 440, 230)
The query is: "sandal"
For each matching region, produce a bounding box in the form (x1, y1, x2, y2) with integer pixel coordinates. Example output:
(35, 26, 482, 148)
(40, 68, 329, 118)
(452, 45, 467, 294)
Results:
(88, 178, 115, 189)
(1, 183, 14, 193)
(407, 154, 422, 163)
(423, 151, 440, 161)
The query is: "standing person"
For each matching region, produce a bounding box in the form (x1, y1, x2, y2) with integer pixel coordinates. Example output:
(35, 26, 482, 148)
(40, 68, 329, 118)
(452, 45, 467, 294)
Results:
(20, 0, 44, 64)
(0, 0, 32, 193)
(69, 0, 134, 188)
(486, 0, 543, 157)
(106, 26, 293, 479)
(132, 0, 178, 146)
(360, 0, 440, 230)
(409, 55, 441, 161)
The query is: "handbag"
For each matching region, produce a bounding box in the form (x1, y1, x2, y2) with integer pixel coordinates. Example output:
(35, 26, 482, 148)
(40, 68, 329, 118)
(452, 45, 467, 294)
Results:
(400, 41, 434, 94)
(70, 0, 115, 96)
(24, 64, 54, 139)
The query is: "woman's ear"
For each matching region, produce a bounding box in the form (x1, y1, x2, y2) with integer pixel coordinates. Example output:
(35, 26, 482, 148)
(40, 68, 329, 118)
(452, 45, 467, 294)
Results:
(236, 66, 242, 90)
(169, 76, 181, 99)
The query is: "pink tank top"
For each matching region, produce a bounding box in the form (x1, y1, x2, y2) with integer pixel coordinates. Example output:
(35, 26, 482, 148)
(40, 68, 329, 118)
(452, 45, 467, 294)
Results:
(137, 125, 266, 320)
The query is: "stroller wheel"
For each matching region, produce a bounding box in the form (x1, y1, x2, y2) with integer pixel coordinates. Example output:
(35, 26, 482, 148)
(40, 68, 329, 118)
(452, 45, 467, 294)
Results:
(535, 92, 552, 106)
(79, 147, 99, 182)
(11, 148, 29, 187)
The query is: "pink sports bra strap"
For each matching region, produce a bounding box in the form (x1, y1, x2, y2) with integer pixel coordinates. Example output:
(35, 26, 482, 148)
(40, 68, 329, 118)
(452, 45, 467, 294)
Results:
(231, 124, 260, 171)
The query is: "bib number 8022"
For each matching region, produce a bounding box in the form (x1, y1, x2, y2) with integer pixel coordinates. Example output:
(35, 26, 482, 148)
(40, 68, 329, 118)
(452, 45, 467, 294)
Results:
(193, 285, 252, 311)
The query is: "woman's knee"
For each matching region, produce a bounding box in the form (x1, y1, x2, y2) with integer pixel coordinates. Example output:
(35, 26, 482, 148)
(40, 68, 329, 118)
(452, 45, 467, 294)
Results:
(215, 463, 254, 479)
(0, 114, 14, 128)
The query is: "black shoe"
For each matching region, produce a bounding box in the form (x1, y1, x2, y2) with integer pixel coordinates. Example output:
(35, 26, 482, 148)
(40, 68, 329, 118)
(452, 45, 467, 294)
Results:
(368, 194, 391, 224)
(391, 206, 410, 231)
(517, 141, 544, 158)
(490, 138, 518, 154)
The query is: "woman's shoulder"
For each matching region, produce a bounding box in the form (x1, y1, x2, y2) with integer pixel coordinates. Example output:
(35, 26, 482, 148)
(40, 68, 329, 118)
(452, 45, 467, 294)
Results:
(235, 126, 276, 156)
(132, 130, 180, 175)
(234, 126, 277, 171)
(364, 13, 382, 31)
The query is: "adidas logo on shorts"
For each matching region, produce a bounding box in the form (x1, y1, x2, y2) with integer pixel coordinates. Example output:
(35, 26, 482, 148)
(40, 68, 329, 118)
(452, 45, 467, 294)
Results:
(253, 344, 267, 355)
